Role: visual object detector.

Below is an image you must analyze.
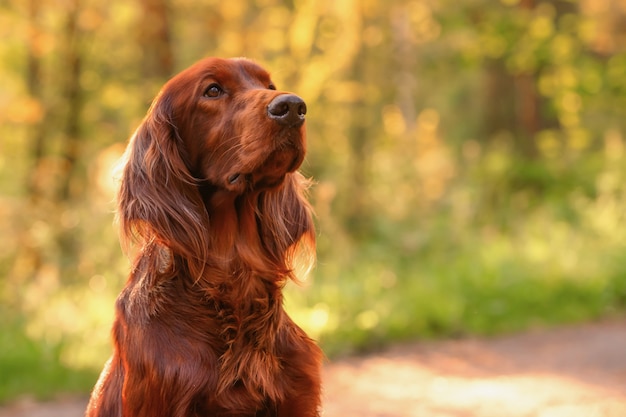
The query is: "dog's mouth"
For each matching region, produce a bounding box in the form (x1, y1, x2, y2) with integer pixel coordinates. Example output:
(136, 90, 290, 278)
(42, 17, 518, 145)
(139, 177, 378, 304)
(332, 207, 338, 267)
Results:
(224, 144, 303, 192)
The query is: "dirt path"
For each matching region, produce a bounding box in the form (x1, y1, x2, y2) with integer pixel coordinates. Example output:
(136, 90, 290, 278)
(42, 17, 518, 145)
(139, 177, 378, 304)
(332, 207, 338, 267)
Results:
(2, 318, 625, 417)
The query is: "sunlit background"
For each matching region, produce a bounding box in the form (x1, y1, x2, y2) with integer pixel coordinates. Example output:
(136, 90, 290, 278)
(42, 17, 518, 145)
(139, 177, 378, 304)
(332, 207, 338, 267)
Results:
(1, 0, 626, 403)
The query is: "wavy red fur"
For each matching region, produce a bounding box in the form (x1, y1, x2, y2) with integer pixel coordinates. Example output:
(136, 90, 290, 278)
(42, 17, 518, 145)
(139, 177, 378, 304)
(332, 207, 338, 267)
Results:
(86, 57, 322, 417)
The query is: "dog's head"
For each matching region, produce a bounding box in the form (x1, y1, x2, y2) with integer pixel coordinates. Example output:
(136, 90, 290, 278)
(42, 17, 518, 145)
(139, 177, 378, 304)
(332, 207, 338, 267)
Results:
(117, 58, 314, 280)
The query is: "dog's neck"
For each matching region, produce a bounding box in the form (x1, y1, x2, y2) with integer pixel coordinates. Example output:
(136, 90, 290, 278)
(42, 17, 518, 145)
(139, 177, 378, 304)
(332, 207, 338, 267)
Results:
(196, 186, 283, 283)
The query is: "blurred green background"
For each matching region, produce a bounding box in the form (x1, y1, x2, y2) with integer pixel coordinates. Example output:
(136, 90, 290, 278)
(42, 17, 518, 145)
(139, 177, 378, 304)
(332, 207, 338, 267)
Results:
(2, 0, 626, 403)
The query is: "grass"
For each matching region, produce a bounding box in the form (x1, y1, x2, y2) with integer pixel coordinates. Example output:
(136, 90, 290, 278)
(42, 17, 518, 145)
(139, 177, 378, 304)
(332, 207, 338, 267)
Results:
(286, 180, 626, 356)
(289, 247, 626, 358)
(0, 318, 98, 404)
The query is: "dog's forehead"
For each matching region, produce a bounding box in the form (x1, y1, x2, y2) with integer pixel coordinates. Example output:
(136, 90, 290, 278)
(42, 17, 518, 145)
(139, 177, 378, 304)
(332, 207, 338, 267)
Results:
(193, 57, 272, 86)
(233, 58, 272, 83)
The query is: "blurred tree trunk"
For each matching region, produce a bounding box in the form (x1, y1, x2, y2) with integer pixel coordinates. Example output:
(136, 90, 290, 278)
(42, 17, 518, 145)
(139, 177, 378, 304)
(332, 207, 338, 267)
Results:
(391, 4, 417, 133)
(56, 0, 87, 280)
(483, 59, 542, 157)
(138, 0, 173, 102)
(26, 0, 46, 204)
(58, 0, 85, 202)
(344, 52, 370, 239)
(26, 0, 45, 203)
(25, 0, 46, 205)
(483, 57, 543, 158)
(483, 0, 577, 158)
(15, 0, 48, 284)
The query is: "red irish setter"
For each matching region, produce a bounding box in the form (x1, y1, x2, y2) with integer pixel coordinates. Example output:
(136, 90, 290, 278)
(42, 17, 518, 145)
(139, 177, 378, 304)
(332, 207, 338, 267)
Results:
(86, 57, 322, 417)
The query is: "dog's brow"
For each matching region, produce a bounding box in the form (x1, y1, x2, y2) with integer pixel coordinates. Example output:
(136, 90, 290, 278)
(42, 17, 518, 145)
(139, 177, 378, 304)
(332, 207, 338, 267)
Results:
(197, 64, 267, 90)
(237, 62, 272, 87)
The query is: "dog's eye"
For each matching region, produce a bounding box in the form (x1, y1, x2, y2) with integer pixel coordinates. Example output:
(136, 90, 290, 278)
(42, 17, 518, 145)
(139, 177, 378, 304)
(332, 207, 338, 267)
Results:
(204, 84, 224, 98)
(268, 83, 277, 91)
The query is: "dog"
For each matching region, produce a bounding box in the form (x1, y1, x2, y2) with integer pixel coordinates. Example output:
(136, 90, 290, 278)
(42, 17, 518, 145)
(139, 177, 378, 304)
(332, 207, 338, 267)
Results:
(86, 57, 322, 417)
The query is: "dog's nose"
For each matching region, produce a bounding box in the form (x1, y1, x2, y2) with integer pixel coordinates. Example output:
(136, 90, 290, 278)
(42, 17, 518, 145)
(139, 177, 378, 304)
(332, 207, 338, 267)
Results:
(267, 94, 307, 127)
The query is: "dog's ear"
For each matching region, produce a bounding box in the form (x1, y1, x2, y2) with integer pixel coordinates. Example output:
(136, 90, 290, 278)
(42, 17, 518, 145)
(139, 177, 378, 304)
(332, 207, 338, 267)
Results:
(257, 172, 316, 282)
(117, 92, 210, 278)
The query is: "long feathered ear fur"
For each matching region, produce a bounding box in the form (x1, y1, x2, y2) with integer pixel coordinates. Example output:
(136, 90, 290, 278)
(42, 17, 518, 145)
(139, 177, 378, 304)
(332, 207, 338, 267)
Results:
(117, 93, 210, 278)
(257, 173, 316, 283)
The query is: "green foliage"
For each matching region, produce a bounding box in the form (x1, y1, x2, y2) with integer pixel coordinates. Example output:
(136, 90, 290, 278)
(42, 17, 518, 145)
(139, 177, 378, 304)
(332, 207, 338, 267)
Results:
(0, 312, 97, 403)
(2, 0, 626, 404)
(288, 150, 626, 357)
